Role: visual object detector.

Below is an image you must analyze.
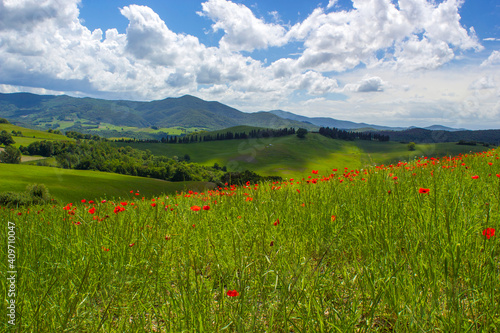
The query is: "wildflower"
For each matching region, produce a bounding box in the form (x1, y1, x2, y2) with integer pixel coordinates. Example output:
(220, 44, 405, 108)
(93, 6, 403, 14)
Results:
(203, 205, 210, 211)
(165, 235, 171, 240)
(419, 188, 430, 194)
(273, 219, 280, 226)
(88, 207, 96, 214)
(483, 228, 495, 240)
(270, 241, 274, 246)
(81, 199, 86, 203)
(472, 175, 479, 179)
(331, 215, 336, 222)
(129, 243, 135, 247)
(226, 290, 239, 297)
(312, 170, 319, 174)
(191, 205, 201, 211)
(151, 203, 157, 207)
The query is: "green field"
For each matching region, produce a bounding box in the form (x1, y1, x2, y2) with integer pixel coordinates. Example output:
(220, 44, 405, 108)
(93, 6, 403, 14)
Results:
(0, 164, 214, 203)
(0, 123, 72, 148)
(1, 149, 499, 331)
(114, 133, 491, 178)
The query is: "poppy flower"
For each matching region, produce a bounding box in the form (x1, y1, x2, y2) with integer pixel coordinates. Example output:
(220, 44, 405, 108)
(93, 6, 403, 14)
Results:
(472, 175, 479, 179)
(312, 170, 319, 174)
(81, 199, 86, 203)
(191, 205, 201, 211)
(226, 290, 239, 297)
(419, 188, 430, 194)
(129, 243, 135, 247)
(151, 203, 156, 207)
(165, 235, 171, 240)
(483, 228, 495, 240)
(273, 219, 280, 226)
(270, 241, 274, 246)
(88, 207, 96, 214)
(331, 215, 336, 222)
(203, 205, 210, 211)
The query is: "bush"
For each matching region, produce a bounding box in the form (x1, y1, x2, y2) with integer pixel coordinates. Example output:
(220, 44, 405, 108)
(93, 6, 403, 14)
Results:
(0, 118, 9, 124)
(0, 145, 21, 163)
(0, 183, 53, 206)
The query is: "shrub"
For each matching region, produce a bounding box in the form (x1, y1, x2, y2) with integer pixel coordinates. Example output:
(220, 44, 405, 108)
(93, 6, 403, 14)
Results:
(0, 183, 53, 206)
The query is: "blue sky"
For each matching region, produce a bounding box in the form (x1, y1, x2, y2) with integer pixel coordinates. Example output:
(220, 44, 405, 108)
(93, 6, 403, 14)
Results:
(1, 0, 499, 129)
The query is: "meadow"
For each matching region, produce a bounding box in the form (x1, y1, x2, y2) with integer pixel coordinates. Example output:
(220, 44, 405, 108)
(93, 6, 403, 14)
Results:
(114, 133, 490, 179)
(1, 149, 499, 332)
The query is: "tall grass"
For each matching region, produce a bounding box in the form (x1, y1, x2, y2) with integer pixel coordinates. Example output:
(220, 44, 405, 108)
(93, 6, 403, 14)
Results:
(1, 150, 500, 332)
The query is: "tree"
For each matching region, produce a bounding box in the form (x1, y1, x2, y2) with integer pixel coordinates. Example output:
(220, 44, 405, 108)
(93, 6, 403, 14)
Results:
(296, 128, 308, 139)
(0, 118, 9, 124)
(407, 142, 416, 151)
(0, 130, 15, 146)
(0, 145, 21, 164)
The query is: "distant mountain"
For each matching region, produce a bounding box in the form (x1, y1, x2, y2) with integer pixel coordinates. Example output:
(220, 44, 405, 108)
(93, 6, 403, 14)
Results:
(268, 110, 405, 131)
(420, 125, 468, 132)
(0, 93, 317, 132)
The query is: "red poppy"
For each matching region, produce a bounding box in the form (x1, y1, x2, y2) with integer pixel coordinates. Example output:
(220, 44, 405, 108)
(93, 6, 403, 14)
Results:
(227, 290, 239, 297)
(81, 199, 86, 203)
(497, 174, 500, 178)
(312, 170, 319, 174)
(483, 228, 495, 239)
(331, 215, 336, 222)
(88, 207, 96, 214)
(273, 219, 280, 226)
(472, 175, 479, 179)
(129, 243, 135, 247)
(165, 235, 171, 240)
(270, 241, 274, 246)
(203, 205, 210, 211)
(419, 188, 430, 194)
(191, 205, 201, 211)
(151, 203, 157, 207)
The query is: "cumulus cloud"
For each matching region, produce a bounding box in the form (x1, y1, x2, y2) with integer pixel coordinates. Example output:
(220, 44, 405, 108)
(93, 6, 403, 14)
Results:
(344, 76, 385, 92)
(481, 50, 500, 67)
(469, 76, 496, 90)
(198, 0, 287, 51)
(0, 0, 496, 128)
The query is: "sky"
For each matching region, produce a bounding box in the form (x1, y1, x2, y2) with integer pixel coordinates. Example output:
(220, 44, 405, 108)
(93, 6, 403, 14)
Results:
(0, 0, 499, 129)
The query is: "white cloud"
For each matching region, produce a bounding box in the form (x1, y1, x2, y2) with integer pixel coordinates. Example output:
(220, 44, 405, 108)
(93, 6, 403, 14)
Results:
(343, 76, 385, 92)
(481, 50, 500, 67)
(198, 0, 288, 51)
(0, 0, 497, 129)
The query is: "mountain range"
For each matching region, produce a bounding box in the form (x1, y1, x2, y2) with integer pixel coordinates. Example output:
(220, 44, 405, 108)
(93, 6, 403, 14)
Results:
(0, 92, 465, 133)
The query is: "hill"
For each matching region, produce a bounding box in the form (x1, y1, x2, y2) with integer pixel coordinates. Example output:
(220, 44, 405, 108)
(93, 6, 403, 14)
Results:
(113, 133, 490, 178)
(0, 93, 317, 135)
(0, 164, 214, 203)
(0, 123, 72, 147)
(378, 128, 500, 145)
(269, 109, 404, 130)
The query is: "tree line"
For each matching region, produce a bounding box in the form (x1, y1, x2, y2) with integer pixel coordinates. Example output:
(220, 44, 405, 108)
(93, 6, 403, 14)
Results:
(114, 128, 298, 144)
(318, 127, 390, 141)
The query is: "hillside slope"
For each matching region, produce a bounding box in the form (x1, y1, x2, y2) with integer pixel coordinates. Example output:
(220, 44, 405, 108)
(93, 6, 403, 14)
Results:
(0, 93, 317, 132)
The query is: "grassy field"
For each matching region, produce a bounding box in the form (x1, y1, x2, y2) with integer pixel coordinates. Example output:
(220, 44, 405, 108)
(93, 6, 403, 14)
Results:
(0, 123, 71, 148)
(0, 164, 214, 203)
(1, 149, 499, 331)
(114, 133, 490, 178)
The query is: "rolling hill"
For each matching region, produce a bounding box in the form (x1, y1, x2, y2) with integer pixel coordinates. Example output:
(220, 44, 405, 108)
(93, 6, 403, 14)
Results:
(0, 93, 317, 133)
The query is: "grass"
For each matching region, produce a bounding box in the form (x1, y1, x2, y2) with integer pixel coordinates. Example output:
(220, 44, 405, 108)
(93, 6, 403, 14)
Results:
(0, 123, 72, 148)
(114, 134, 491, 178)
(0, 164, 214, 203)
(1, 149, 499, 331)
